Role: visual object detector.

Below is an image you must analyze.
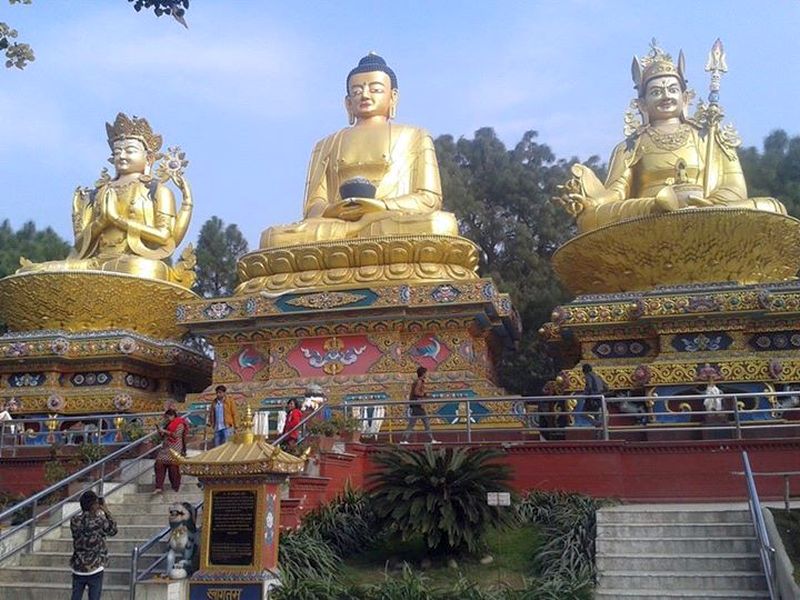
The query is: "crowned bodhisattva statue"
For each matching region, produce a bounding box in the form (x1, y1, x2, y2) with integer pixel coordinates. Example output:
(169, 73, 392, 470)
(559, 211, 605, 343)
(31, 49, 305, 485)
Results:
(556, 40, 786, 234)
(18, 113, 195, 287)
(260, 53, 459, 247)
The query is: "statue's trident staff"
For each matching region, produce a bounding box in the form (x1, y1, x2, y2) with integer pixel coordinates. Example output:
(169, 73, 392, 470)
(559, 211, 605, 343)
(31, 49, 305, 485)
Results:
(703, 38, 727, 198)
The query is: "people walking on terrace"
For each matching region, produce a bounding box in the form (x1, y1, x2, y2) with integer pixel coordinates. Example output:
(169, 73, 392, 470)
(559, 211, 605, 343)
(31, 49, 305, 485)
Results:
(70, 490, 117, 600)
(153, 408, 187, 494)
(208, 384, 237, 447)
(0, 399, 17, 440)
(582, 363, 609, 436)
(400, 367, 439, 444)
(281, 398, 304, 452)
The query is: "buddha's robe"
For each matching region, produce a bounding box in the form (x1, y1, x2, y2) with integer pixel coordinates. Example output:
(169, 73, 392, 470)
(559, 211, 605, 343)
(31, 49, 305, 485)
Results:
(18, 178, 177, 282)
(260, 122, 459, 247)
(576, 123, 785, 233)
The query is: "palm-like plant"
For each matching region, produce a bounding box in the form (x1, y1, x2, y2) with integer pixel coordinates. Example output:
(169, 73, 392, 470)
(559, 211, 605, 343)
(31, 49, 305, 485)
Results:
(368, 446, 516, 556)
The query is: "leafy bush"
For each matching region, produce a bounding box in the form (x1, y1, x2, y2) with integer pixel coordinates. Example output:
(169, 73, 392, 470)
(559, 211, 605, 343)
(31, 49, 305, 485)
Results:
(301, 486, 378, 556)
(368, 447, 516, 556)
(516, 491, 606, 580)
(278, 527, 340, 580)
(77, 442, 106, 465)
(308, 418, 337, 437)
(271, 575, 356, 600)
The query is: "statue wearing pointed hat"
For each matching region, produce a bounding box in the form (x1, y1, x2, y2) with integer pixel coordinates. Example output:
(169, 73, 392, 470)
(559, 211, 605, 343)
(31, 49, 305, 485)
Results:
(557, 40, 785, 234)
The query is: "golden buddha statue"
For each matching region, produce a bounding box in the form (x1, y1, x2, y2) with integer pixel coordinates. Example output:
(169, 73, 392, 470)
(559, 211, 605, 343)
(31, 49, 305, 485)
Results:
(18, 113, 195, 287)
(557, 40, 785, 234)
(260, 53, 459, 247)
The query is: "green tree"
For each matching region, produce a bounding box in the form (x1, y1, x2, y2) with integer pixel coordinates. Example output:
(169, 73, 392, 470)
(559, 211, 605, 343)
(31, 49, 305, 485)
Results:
(193, 216, 248, 297)
(740, 129, 800, 217)
(435, 128, 602, 393)
(368, 446, 515, 557)
(0, 219, 70, 278)
(2, 0, 189, 70)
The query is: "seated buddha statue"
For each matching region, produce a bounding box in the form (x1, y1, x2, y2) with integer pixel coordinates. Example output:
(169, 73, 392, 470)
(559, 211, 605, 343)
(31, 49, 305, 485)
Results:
(260, 53, 459, 248)
(557, 41, 785, 234)
(18, 113, 195, 286)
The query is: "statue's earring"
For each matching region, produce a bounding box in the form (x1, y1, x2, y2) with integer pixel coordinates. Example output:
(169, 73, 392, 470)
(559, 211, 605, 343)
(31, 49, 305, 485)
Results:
(348, 110, 355, 126)
(389, 103, 396, 120)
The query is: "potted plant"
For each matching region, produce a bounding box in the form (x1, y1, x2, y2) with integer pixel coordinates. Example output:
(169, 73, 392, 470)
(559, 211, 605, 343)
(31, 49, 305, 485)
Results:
(330, 412, 362, 444)
(307, 419, 337, 453)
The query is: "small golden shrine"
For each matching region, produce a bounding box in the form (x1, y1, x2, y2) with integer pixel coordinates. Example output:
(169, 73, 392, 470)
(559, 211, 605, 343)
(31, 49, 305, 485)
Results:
(0, 114, 211, 427)
(180, 408, 305, 597)
(546, 40, 800, 431)
(181, 54, 521, 432)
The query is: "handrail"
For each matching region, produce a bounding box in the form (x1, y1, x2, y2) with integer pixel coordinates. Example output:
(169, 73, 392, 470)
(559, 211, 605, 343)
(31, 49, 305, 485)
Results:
(742, 451, 777, 600)
(129, 400, 328, 597)
(0, 410, 187, 457)
(0, 408, 205, 565)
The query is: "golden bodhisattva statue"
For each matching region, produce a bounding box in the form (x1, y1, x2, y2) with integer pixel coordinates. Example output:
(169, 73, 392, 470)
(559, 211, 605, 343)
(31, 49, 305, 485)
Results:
(260, 53, 459, 247)
(557, 40, 786, 234)
(18, 113, 195, 287)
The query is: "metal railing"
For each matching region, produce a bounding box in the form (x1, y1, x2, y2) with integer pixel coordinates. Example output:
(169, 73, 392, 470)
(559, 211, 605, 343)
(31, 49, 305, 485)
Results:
(341, 389, 800, 444)
(741, 451, 778, 600)
(128, 400, 327, 599)
(0, 408, 206, 566)
(0, 411, 175, 457)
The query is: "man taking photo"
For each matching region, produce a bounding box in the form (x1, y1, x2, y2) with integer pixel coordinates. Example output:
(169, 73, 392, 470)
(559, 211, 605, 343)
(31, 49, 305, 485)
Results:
(70, 490, 118, 600)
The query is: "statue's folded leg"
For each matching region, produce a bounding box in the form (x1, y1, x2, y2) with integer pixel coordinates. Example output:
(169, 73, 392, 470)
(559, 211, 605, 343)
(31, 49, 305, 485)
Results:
(259, 218, 352, 247)
(581, 198, 660, 230)
(359, 210, 460, 237)
(721, 197, 787, 216)
(98, 255, 171, 282)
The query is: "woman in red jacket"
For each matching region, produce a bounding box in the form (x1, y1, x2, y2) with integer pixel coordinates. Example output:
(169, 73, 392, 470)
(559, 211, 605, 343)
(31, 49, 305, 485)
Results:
(282, 399, 303, 452)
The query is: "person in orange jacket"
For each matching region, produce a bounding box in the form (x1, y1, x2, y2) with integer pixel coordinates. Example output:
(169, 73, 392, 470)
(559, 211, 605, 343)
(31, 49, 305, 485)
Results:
(207, 385, 238, 447)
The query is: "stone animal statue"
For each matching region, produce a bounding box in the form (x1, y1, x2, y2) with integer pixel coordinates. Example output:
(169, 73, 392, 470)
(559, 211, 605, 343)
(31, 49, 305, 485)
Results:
(166, 501, 198, 579)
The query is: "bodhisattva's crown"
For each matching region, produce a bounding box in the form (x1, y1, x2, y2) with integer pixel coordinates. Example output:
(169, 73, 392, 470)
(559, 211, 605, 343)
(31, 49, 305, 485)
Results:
(105, 113, 163, 153)
(632, 39, 686, 96)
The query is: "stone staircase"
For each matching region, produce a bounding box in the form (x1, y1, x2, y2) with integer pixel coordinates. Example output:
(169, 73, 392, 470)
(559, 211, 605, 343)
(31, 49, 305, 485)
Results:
(594, 503, 769, 599)
(0, 444, 366, 599)
(0, 462, 203, 600)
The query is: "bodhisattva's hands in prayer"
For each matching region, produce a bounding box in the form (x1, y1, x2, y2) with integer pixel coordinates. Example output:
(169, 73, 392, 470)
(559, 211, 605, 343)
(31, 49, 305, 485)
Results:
(323, 198, 388, 221)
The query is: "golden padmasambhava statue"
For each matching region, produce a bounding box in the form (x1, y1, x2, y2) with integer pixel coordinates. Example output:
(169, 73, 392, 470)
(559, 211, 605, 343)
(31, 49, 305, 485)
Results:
(18, 113, 195, 287)
(260, 53, 459, 247)
(557, 40, 785, 234)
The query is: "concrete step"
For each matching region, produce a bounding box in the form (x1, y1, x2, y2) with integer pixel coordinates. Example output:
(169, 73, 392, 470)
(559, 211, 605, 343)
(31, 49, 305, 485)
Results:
(111, 512, 177, 526)
(59, 523, 166, 539)
(596, 553, 762, 572)
(0, 581, 130, 600)
(105, 500, 201, 515)
(596, 536, 758, 555)
(594, 589, 770, 599)
(0, 564, 131, 586)
(597, 521, 755, 538)
(598, 570, 768, 592)
(20, 550, 158, 570)
(41, 537, 167, 554)
(122, 491, 203, 504)
(597, 504, 750, 525)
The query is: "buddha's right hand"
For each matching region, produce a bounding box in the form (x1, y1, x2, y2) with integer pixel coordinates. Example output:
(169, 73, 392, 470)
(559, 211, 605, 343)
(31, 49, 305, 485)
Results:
(323, 198, 387, 221)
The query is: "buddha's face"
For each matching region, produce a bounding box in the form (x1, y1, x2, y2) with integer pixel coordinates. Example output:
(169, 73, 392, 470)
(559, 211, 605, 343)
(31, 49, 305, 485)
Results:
(642, 76, 685, 122)
(112, 137, 149, 176)
(345, 71, 397, 122)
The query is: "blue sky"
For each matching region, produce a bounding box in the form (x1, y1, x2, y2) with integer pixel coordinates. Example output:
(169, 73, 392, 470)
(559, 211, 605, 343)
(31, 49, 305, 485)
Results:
(1, 1, 799, 249)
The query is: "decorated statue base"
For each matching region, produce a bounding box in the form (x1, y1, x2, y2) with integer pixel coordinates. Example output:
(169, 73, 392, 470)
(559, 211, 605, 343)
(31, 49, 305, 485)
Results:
(542, 278, 800, 429)
(179, 278, 521, 432)
(181, 421, 305, 600)
(553, 210, 800, 295)
(236, 234, 481, 294)
(0, 271, 212, 421)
